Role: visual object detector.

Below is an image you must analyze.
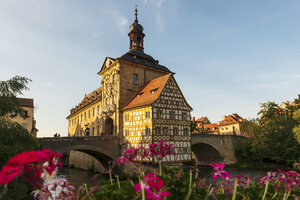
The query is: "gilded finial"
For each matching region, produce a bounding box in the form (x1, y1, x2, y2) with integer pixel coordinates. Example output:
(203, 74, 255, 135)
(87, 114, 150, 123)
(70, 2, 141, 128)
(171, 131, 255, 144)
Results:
(135, 5, 138, 23)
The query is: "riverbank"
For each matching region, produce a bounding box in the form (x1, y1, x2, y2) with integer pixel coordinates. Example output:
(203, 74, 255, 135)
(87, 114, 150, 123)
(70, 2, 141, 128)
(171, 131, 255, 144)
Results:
(229, 162, 296, 171)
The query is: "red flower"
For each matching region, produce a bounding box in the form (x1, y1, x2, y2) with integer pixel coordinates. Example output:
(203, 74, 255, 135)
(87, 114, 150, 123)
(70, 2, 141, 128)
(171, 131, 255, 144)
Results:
(0, 149, 62, 187)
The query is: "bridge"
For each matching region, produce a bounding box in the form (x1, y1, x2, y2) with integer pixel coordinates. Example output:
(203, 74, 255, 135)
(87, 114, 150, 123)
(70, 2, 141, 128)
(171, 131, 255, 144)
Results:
(40, 134, 244, 168)
(191, 134, 243, 165)
(40, 136, 120, 169)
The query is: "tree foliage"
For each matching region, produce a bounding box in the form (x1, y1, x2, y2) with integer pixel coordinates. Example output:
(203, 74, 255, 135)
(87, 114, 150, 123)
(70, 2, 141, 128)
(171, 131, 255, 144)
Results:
(0, 76, 38, 199)
(0, 118, 40, 199)
(235, 96, 300, 166)
(0, 75, 31, 116)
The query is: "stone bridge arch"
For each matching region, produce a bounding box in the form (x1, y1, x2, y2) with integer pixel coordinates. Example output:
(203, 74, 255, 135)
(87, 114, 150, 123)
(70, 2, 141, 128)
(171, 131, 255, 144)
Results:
(40, 136, 120, 170)
(191, 143, 224, 165)
(55, 145, 117, 169)
(191, 134, 242, 165)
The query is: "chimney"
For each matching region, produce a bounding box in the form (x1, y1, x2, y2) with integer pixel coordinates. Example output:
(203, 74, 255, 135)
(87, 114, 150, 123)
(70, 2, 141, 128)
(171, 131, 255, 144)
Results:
(192, 117, 195, 123)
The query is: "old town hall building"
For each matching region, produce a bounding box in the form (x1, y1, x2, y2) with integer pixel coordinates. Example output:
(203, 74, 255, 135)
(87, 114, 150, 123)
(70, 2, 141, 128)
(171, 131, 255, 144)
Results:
(67, 9, 192, 163)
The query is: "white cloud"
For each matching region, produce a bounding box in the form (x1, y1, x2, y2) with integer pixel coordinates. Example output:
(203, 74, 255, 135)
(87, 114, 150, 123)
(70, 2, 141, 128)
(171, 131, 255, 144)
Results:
(156, 12, 164, 31)
(100, 4, 128, 34)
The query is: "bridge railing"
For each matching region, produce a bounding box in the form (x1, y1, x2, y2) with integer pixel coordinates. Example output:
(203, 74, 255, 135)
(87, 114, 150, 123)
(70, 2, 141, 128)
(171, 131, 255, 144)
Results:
(39, 135, 118, 142)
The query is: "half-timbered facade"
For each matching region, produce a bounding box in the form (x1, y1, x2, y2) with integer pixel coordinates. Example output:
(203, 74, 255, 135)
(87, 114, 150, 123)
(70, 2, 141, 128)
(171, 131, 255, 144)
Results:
(122, 74, 192, 163)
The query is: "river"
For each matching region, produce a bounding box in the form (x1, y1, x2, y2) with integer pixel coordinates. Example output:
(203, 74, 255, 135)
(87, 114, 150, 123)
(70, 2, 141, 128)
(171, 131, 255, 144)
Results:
(56, 166, 276, 188)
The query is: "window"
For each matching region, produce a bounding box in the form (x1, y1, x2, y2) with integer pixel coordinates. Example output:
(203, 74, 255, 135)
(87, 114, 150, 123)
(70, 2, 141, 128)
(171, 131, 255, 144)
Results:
(169, 88, 173, 93)
(105, 98, 108, 105)
(182, 112, 187, 120)
(151, 88, 157, 94)
(113, 95, 116, 104)
(84, 112, 86, 120)
(145, 111, 150, 118)
(97, 126, 100, 135)
(22, 111, 28, 117)
(163, 127, 168, 135)
(93, 108, 95, 117)
(155, 127, 161, 135)
(183, 148, 188, 154)
(226, 127, 228, 130)
(173, 127, 179, 135)
(81, 114, 83, 122)
(164, 100, 168, 104)
(77, 117, 79, 124)
(221, 128, 224, 130)
(157, 110, 162, 119)
(125, 114, 129, 121)
(184, 128, 189, 136)
(112, 74, 116, 84)
(22, 123, 28, 129)
(88, 110, 90, 118)
(125, 130, 129, 137)
(145, 128, 151, 135)
(133, 73, 138, 85)
(97, 105, 100, 114)
(170, 111, 175, 119)
(176, 101, 179, 105)
(92, 127, 95, 136)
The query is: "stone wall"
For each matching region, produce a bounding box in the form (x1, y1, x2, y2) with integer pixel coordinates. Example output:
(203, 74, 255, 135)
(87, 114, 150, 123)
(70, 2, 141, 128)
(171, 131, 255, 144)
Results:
(69, 150, 104, 172)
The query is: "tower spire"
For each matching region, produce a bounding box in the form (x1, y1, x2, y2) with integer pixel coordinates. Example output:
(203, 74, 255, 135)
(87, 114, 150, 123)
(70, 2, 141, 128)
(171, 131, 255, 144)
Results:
(128, 6, 145, 51)
(135, 5, 138, 23)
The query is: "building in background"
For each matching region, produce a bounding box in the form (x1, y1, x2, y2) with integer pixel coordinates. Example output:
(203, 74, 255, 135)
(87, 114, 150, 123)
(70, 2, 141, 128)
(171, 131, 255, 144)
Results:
(193, 113, 245, 136)
(67, 9, 192, 163)
(67, 87, 102, 136)
(9, 98, 38, 137)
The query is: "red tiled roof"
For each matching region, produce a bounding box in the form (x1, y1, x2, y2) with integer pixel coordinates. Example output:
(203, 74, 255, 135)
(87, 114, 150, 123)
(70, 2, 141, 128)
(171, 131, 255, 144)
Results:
(196, 117, 206, 122)
(219, 114, 244, 126)
(122, 74, 172, 110)
(17, 98, 34, 107)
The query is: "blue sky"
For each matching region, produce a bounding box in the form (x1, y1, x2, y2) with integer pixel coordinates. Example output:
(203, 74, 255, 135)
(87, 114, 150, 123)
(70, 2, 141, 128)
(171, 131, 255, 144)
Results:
(1, 0, 299, 137)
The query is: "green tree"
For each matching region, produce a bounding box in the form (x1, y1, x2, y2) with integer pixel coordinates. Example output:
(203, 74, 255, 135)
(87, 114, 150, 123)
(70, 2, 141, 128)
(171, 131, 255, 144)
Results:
(258, 101, 300, 164)
(0, 76, 39, 200)
(235, 98, 300, 166)
(0, 75, 31, 116)
(293, 108, 300, 143)
(236, 119, 267, 163)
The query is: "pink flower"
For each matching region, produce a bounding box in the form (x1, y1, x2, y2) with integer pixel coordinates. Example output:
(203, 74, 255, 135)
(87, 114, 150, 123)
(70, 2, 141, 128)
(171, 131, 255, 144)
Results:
(150, 140, 177, 161)
(209, 162, 231, 180)
(176, 173, 181, 180)
(117, 147, 138, 165)
(138, 146, 152, 160)
(134, 173, 170, 200)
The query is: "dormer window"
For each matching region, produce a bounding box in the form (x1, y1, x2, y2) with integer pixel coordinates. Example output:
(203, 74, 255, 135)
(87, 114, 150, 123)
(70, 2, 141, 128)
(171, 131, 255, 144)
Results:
(133, 73, 138, 85)
(151, 88, 158, 94)
(137, 92, 143, 97)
